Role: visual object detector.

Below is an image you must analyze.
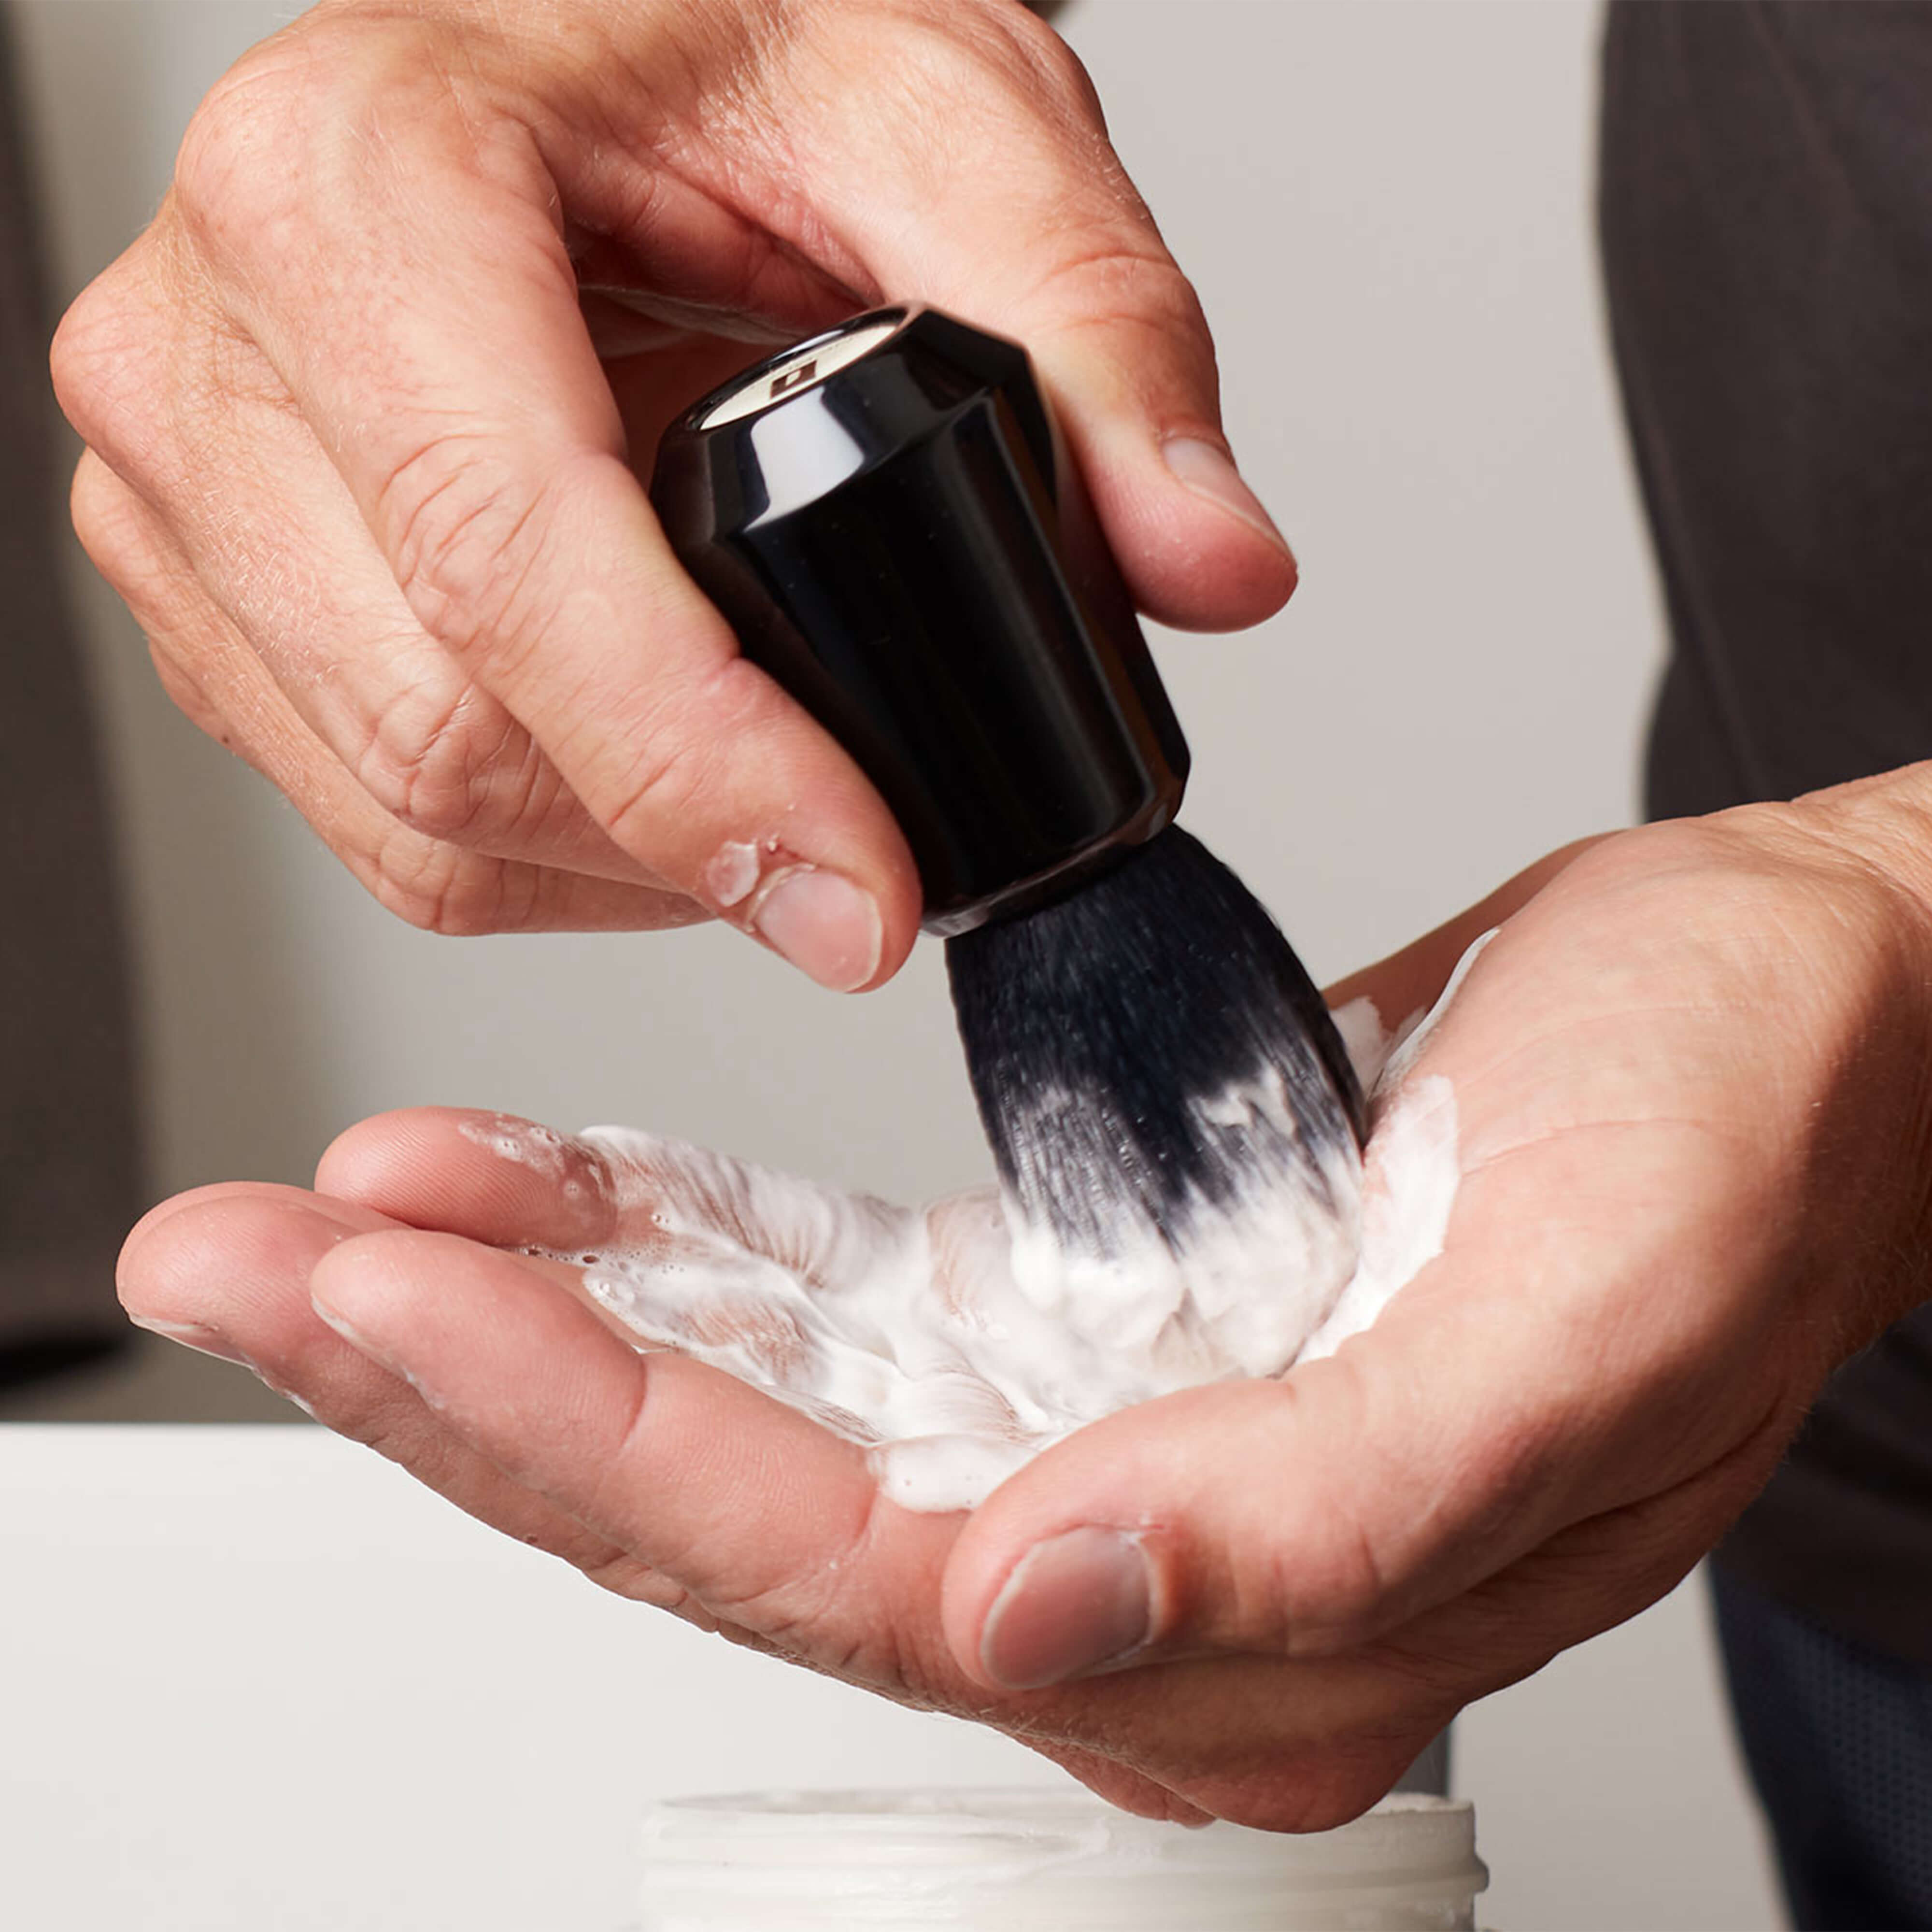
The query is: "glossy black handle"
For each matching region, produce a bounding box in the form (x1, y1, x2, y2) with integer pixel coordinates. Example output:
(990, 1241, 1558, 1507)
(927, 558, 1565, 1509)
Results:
(648, 306, 1189, 934)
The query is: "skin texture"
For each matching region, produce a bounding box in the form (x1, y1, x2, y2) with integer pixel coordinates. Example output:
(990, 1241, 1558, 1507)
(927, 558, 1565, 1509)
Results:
(48, 0, 1295, 987)
(117, 774, 1932, 1830)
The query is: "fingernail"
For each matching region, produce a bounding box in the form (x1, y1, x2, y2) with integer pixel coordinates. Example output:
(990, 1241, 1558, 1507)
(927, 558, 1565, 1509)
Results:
(752, 867, 881, 993)
(980, 1526, 1153, 1690)
(309, 1296, 420, 1396)
(308, 1286, 388, 1366)
(128, 1315, 252, 1366)
(309, 1251, 431, 1397)
(1162, 437, 1292, 555)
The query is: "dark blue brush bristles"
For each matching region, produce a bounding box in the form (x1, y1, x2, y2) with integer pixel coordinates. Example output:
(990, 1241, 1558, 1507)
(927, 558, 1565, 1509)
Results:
(945, 826, 1366, 1260)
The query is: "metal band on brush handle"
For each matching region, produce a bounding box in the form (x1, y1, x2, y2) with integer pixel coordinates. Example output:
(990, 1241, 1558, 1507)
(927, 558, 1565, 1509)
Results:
(648, 306, 1190, 935)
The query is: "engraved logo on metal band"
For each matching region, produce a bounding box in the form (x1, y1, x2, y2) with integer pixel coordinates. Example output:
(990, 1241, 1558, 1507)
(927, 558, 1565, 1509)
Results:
(697, 315, 907, 429)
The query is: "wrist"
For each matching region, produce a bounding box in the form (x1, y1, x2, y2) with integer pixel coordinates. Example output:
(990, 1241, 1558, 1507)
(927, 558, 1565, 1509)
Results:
(1781, 758, 1932, 920)
(1754, 763, 1932, 1335)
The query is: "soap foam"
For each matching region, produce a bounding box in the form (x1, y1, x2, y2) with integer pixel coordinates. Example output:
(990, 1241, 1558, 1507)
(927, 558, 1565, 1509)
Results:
(543, 938, 1484, 1511)
(456, 1114, 575, 1179)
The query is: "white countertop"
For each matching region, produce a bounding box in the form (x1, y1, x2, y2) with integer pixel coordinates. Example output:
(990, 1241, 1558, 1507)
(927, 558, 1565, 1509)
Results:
(3, 1423, 1777, 1930)
(1, 1424, 1053, 1930)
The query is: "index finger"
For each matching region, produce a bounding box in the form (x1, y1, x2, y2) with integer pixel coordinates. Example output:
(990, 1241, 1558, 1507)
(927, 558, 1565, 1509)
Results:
(166, 35, 919, 988)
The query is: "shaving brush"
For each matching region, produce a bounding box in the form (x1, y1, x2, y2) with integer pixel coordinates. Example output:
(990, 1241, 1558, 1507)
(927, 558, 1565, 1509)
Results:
(650, 306, 1363, 1272)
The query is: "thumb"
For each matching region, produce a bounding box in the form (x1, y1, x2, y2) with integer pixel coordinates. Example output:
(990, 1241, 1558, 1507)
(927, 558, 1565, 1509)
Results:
(937, 1360, 1529, 1693)
(940, 1328, 1591, 1694)
(940, 1109, 1775, 1692)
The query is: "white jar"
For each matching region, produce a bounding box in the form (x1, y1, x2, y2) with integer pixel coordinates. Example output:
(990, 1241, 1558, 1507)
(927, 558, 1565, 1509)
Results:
(637, 1786, 1488, 1930)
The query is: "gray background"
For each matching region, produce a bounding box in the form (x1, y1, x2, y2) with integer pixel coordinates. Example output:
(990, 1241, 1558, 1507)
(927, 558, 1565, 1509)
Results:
(6, 2, 1783, 1924)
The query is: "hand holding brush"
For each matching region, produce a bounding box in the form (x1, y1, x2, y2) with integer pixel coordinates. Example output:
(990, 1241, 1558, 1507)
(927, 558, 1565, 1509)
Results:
(54, 0, 1294, 970)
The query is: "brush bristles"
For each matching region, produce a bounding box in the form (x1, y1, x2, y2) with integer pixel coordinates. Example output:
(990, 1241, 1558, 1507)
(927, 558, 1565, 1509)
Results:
(945, 827, 1365, 1260)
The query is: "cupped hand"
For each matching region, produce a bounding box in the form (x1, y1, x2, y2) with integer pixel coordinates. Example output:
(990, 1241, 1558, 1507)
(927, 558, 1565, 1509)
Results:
(117, 778, 1932, 1828)
(50, 0, 1294, 986)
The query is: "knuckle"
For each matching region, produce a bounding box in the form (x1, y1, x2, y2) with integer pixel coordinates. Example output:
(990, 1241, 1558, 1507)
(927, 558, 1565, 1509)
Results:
(171, 53, 315, 247)
(1033, 241, 1208, 353)
(172, 16, 515, 267)
(368, 867, 464, 937)
(365, 829, 534, 937)
(70, 478, 220, 696)
(1273, 1518, 1392, 1655)
(145, 645, 227, 741)
(352, 671, 537, 848)
(919, 0, 1104, 126)
(50, 257, 165, 466)
(49, 284, 116, 440)
(68, 455, 150, 589)
(997, 5, 1105, 124)
(1217, 1389, 1409, 1654)
(596, 656, 769, 865)
(1271, 1412, 1561, 1657)
(379, 437, 555, 664)
(584, 1554, 724, 1633)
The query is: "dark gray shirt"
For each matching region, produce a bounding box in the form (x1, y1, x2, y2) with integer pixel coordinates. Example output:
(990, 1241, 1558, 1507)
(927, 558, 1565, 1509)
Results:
(1602, 0, 1932, 1664)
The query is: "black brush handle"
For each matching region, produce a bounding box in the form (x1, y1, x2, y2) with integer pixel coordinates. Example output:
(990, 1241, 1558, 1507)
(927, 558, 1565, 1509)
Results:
(649, 306, 1189, 935)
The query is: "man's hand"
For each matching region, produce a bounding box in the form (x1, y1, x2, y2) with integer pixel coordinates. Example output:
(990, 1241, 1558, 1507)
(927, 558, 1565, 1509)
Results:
(51, 0, 1293, 985)
(114, 774, 1932, 1828)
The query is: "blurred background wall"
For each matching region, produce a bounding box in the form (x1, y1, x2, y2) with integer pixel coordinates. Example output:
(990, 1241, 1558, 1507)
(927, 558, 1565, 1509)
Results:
(3, 2, 1782, 1925)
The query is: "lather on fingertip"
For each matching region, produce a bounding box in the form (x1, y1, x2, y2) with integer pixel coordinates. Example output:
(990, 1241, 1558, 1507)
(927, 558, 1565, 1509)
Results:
(979, 1525, 1155, 1690)
(1162, 436, 1293, 557)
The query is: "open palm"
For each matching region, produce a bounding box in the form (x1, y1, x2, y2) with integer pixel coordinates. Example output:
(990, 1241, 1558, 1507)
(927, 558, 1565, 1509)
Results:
(119, 797, 1932, 1828)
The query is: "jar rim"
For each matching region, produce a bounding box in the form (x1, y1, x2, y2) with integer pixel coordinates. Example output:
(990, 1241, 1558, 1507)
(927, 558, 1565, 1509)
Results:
(641, 1785, 1486, 1892)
